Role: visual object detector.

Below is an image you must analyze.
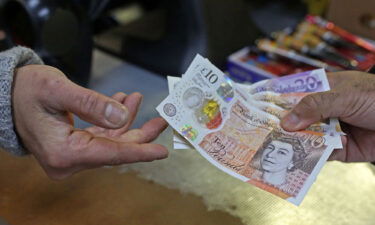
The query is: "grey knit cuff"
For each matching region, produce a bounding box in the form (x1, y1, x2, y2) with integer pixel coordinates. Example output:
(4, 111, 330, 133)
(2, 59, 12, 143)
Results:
(0, 46, 43, 156)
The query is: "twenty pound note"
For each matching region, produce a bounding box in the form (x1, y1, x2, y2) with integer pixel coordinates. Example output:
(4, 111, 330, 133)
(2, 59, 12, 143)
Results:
(157, 55, 337, 205)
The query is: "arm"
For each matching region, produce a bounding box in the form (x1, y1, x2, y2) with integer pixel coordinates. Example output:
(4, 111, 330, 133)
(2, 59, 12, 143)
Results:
(2, 47, 168, 179)
(0, 46, 43, 155)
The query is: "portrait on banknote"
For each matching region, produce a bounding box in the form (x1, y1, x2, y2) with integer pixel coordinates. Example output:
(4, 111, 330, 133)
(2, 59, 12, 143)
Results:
(244, 131, 327, 199)
(158, 56, 340, 204)
(198, 99, 329, 199)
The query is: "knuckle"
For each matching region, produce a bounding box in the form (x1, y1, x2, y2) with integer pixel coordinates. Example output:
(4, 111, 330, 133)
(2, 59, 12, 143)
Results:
(67, 131, 93, 151)
(38, 75, 66, 100)
(46, 77, 65, 91)
(297, 92, 340, 119)
(78, 92, 100, 115)
(297, 95, 320, 112)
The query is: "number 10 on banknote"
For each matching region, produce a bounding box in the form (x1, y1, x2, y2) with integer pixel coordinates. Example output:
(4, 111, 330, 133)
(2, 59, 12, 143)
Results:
(157, 55, 337, 205)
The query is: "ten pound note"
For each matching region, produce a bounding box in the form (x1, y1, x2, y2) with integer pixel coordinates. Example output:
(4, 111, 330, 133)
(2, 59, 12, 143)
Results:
(157, 55, 342, 205)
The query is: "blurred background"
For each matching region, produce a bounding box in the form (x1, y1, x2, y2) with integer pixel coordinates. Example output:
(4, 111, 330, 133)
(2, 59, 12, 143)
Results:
(0, 0, 373, 86)
(0, 0, 374, 225)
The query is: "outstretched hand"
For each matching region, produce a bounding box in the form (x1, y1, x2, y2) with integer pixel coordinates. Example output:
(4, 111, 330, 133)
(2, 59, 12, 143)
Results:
(12, 65, 168, 179)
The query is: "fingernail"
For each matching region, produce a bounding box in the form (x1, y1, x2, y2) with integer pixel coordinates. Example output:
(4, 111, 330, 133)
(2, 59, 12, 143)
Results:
(282, 113, 300, 128)
(105, 102, 128, 126)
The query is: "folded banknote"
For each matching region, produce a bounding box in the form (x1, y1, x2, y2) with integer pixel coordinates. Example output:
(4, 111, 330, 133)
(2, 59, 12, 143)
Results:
(157, 55, 342, 205)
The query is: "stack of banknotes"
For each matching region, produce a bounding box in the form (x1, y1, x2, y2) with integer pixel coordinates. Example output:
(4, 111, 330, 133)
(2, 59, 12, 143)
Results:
(156, 55, 343, 205)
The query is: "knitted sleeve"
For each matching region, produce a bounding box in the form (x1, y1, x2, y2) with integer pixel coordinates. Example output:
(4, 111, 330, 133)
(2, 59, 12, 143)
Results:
(0, 46, 43, 156)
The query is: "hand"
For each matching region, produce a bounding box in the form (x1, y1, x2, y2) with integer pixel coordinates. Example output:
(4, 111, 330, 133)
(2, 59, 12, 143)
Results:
(12, 65, 168, 179)
(281, 71, 375, 162)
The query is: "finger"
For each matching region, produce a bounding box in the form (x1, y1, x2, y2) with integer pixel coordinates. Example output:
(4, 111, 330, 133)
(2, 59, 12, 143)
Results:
(326, 71, 353, 89)
(88, 92, 143, 136)
(67, 130, 168, 166)
(111, 92, 128, 103)
(116, 117, 168, 143)
(86, 92, 129, 134)
(328, 136, 348, 161)
(326, 72, 342, 89)
(45, 80, 129, 129)
(88, 142, 168, 166)
(280, 91, 343, 131)
(111, 92, 143, 136)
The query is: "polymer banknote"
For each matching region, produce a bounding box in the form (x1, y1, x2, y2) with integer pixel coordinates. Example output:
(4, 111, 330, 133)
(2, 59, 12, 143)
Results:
(247, 69, 343, 149)
(157, 55, 341, 205)
(170, 69, 343, 149)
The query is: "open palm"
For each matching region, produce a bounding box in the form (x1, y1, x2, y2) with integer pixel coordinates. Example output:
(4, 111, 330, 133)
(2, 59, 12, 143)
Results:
(13, 65, 168, 179)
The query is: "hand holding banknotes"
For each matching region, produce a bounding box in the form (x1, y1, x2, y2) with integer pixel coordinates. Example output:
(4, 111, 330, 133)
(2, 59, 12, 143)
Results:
(281, 71, 375, 162)
(13, 65, 168, 179)
(159, 55, 342, 205)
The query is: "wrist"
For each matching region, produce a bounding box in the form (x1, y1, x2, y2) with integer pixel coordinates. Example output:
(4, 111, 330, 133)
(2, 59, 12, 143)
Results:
(0, 47, 43, 155)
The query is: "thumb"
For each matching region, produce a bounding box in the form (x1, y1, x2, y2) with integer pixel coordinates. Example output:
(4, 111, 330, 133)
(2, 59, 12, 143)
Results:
(281, 91, 341, 131)
(48, 79, 129, 129)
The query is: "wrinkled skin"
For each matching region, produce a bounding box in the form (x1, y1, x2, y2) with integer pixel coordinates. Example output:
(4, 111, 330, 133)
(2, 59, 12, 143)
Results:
(12, 65, 168, 180)
(281, 71, 375, 162)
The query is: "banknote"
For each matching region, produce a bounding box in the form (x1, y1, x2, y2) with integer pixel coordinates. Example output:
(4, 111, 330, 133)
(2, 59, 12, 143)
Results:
(168, 76, 285, 149)
(167, 76, 194, 149)
(157, 55, 338, 205)
(247, 69, 330, 95)
(247, 69, 343, 149)
(248, 69, 331, 117)
(168, 75, 285, 149)
(170, 69, 343, 149)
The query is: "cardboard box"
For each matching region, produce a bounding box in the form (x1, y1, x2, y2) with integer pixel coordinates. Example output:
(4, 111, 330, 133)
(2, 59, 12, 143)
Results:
(327, 0, 375, 40)
(226, 47, 276, 83)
